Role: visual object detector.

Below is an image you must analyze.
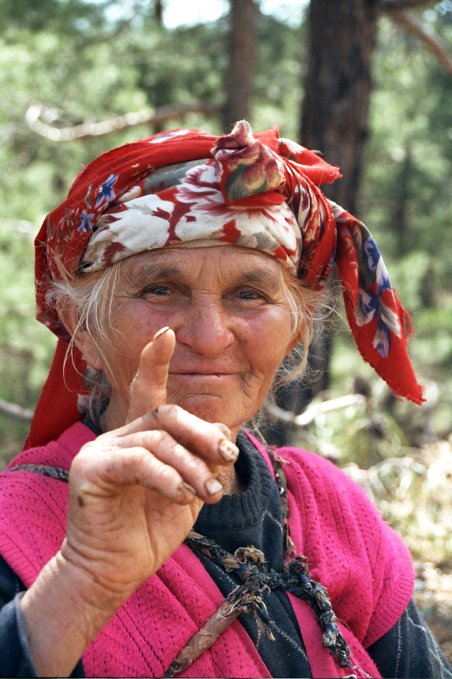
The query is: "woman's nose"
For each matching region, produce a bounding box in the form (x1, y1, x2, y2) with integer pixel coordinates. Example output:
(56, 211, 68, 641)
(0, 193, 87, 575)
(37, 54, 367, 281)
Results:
(176, 299, 235, 357)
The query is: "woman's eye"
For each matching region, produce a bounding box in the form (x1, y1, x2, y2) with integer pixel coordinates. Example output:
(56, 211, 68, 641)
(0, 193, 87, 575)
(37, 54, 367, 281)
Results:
(236, 289, 266, 301)
(141, 284, 171, 296)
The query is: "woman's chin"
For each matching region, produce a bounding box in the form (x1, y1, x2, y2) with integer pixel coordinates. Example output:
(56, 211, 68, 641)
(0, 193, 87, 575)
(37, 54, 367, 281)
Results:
(176, 393, 227, 418)
(172, 392, 243, 430)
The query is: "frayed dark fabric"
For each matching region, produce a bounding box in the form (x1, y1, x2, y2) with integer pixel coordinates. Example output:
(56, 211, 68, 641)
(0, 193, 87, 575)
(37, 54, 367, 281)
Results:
(6, 465, 69, 482)
(166, 449, 352, 677)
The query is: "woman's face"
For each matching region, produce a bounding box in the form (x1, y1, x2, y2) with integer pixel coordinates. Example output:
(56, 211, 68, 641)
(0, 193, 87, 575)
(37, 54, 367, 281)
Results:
(83, 246, 298, 435)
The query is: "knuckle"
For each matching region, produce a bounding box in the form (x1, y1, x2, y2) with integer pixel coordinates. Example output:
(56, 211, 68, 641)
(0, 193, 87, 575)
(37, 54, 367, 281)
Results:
(147, 403, 180, 422)
(151, 463, 179, 490)
(146, 429, 168, 447)
(183, 451, 206, 474)
(162, 403, 181, 418)
(214, 422, 233, 440)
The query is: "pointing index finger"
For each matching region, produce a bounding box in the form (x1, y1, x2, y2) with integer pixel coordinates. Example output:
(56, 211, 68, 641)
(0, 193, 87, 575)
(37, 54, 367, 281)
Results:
(127, 327, 176, 423)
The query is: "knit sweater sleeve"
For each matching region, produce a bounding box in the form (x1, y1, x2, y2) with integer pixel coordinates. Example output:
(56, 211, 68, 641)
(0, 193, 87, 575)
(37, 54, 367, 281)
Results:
(0, 558, 36, 678)
(368, 599, 452, 678)
(278, 446, 415, 648)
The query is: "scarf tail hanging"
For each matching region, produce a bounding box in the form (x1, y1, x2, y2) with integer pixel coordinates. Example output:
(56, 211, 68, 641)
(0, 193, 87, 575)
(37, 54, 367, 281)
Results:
(26, 120, 424, 449)
(332, 204, 424, 405)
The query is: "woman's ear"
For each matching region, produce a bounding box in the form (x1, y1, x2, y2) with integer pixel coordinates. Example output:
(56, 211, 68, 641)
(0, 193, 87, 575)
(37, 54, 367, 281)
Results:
(56, 297, 103, 370)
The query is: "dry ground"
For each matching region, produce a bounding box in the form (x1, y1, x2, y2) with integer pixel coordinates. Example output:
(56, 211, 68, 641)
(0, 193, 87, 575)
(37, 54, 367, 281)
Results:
(344, 438, 452, 664)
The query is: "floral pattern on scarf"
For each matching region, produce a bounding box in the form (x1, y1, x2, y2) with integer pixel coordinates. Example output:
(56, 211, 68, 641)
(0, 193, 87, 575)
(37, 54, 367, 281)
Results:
(34, 120, 423, 404)
(82, 160, 300, 272)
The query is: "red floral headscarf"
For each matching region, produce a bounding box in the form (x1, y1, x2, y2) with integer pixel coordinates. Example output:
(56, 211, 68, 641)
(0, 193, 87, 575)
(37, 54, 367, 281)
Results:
(27, 121, 423, 448)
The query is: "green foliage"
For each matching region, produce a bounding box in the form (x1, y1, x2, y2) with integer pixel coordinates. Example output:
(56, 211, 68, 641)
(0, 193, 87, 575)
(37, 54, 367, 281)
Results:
(292, 396, 409, 468)
(0, 224, 56, 460)
(0, 0, 303, 459)
(347, 442, 452, 563)
(252, 14, 303, 137)
(0, 5, 451, 643)
(363, 14, 452, 260)
(0, 0, 450, 463)
(345, 6, 452, 439)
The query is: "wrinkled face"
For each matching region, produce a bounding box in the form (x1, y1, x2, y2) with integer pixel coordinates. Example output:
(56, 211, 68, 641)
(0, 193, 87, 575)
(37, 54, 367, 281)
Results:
(81, 246, 298, 434)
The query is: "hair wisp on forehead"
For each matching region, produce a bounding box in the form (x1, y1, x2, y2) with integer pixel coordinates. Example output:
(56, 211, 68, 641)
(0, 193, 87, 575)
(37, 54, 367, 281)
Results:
(47, 262, 123, 420)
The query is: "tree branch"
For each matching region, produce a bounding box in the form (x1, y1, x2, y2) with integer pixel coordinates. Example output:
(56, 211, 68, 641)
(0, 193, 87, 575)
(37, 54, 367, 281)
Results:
(388, 9, 452, 75)
(382, 0, 435, 10)
(265, 394, 367, 428)
(0, 398, 33, 422)
(25, 102, 221, 142)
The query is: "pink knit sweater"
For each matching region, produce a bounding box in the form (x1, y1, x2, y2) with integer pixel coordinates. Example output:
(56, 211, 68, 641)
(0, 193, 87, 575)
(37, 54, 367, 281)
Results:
(0, 423, 414, 678)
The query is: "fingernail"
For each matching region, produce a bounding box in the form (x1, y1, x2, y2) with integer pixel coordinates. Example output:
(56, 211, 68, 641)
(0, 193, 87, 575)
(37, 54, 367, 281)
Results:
(205, 478, 223, 496)
(218, 439, 239, 463)
(153, 326, 170, 340)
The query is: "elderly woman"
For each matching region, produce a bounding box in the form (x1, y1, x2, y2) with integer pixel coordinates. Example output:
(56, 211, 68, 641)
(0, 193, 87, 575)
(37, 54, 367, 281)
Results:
(0, 121, 449, 679)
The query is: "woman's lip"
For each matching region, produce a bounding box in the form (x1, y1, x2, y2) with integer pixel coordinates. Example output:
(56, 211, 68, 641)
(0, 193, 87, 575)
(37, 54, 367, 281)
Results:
(170, 372, 236, 376)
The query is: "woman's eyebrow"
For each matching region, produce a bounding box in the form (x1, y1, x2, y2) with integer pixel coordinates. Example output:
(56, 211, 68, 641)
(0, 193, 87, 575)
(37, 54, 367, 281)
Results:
(124, 262, 280, 291)
(234, 270, 280, 291)
(124, 264, 184, 286)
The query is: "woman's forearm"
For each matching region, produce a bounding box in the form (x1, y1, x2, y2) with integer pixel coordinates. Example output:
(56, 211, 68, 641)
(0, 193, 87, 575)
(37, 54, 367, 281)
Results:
(20, 547, 128, 677)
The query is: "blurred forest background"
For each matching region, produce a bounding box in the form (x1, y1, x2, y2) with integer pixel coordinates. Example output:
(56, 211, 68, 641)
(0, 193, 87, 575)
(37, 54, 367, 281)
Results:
(0, 0, 451, 660)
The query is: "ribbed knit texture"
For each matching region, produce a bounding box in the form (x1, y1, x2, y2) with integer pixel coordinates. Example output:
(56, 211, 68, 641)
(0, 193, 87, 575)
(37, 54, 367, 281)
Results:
(0, 423, 414, 678)
(193, 431, 311, 678)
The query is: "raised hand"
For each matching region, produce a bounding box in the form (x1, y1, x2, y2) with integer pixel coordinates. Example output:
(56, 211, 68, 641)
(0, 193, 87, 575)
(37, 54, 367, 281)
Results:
(63, 326, 239, 598)
(21, 327, 238, 676)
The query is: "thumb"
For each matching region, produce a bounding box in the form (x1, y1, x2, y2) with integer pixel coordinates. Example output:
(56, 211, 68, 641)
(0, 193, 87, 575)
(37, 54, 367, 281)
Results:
(126, 327, 176, 423)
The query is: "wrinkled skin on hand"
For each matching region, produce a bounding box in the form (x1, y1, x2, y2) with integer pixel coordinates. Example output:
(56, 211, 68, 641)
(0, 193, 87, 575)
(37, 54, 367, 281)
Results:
(62, 328, 238, 602)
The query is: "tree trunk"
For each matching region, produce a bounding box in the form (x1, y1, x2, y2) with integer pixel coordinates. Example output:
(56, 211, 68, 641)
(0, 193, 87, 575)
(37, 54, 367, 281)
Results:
(154, 0, 164, 27)
(299, 0, 380, 404)
(222, 0, 258, 132)
(267, 0, 381, 445)
(301, 0, 380, 211)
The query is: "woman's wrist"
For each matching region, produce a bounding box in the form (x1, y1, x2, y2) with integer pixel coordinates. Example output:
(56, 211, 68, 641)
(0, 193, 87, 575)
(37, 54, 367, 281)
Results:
(20, 546, 130, 677)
